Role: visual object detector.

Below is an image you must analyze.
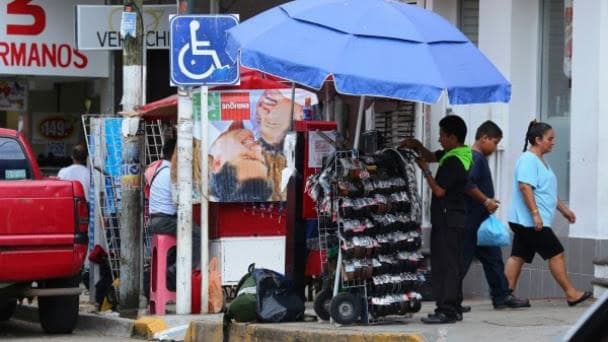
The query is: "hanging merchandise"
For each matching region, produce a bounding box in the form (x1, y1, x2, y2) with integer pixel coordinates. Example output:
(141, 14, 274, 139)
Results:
(306, 147, 426, 325)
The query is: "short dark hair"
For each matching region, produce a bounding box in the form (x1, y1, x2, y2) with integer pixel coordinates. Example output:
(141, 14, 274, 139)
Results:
(162, 139, 176, 161)
(210, 163, 272, 202)
(439, 115, 467, 143)
(475, 120, 503, 140)
(72, 144, 88, 164)
(523, 120, 552, 151)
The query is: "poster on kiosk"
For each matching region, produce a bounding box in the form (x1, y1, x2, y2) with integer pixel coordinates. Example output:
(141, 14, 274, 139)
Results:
(192, 88, 318, 203)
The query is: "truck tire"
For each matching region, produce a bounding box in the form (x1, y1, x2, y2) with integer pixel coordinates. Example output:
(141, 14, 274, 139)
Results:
(38, 277, 79, 334)
(0, 299, 17, 321)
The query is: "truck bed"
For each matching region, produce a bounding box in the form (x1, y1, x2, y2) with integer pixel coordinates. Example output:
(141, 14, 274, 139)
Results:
(0, 180, 87, 282)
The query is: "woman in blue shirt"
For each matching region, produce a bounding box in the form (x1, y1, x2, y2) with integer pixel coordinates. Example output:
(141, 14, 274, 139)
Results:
(505, 121, 591, 307)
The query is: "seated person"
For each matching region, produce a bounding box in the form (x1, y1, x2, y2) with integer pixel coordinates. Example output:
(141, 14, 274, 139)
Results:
(148, 139, 200, 292)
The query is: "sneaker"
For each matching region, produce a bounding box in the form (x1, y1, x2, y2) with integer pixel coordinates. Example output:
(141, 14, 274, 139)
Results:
(493, 294, 531, 309)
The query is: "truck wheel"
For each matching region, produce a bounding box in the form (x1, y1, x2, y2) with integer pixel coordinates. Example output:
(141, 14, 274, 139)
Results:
(38, 277, 79, 334)
(0, 299, 17, 321)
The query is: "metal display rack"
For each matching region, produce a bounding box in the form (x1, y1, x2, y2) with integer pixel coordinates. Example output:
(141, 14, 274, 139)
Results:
(309, 148, 425, 325)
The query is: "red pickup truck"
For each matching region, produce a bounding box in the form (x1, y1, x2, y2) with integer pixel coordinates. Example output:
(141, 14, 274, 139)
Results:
(0, 128, 88, 334)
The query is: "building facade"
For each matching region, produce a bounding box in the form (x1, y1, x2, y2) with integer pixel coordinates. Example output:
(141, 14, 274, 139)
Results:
(424, 0, 606, 300)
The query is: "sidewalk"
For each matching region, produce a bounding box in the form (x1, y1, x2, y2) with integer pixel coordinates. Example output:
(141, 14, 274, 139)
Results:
(186, 298, 591, 342)
(14, 296, 591, 341)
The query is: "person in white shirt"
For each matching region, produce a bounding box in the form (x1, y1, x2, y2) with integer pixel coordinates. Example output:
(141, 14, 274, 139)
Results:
(58, 144, 90, 201)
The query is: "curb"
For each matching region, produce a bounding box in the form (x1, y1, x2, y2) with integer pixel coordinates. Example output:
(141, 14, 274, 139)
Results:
(186, 320, 426, 342)
(14, 304, 134, 338)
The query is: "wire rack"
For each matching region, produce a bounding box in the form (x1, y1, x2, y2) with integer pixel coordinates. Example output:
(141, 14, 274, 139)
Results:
(82, 115, 123, 279)
(142, 119, 166, 265)
(330, 150, 371, 324)
(316, 212, 335, 274)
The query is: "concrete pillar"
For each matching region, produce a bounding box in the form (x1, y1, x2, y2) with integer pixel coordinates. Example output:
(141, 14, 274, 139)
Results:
(477, 0, 541, 219)
(570, 1, 608, 239)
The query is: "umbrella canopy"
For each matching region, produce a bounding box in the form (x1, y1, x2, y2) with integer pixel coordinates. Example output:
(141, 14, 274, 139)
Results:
(226, 0, 511, 105)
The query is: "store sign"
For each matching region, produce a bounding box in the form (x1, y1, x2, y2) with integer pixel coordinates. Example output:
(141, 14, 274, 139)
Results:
(75, 5, 175, 50)
(0, 0, 108, 77)
(32, 113, 81, 144)
(0, 80, 27, 111)
(192, 88, 318, 203)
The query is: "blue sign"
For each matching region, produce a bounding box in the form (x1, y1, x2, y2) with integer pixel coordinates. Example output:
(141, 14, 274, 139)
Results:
(120, 11, 137, 38)
(170, 15, 240, 86)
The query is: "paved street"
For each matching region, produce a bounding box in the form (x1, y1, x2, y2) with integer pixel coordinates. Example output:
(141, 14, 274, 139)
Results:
(0, 318, 136, 341)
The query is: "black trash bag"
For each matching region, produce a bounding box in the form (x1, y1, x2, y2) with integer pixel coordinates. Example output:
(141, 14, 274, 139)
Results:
(251, 268, 305, 323)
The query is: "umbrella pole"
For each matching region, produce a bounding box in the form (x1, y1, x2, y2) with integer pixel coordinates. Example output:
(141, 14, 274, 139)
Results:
(353, 96, 366, 150)
(289, 82, 296, 130)
(324, 86, 330, 121)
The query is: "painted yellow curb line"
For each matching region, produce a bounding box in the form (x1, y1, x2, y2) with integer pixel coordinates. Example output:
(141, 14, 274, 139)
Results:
(133, 316, 168, 339)
(187, 320, 426, 342)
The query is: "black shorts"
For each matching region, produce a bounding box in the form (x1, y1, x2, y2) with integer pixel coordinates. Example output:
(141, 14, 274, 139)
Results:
(508, 222, 565, 263)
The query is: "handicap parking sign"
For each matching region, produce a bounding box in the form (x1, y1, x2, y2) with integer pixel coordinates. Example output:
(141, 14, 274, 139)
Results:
(170, 15, 240, 86)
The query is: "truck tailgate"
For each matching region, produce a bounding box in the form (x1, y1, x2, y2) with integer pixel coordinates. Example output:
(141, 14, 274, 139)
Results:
(0, 180, 86, 281)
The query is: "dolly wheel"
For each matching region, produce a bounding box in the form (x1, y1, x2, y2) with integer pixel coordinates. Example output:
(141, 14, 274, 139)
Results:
(314, 289, 332, 321)
(329, 292, 361, 325)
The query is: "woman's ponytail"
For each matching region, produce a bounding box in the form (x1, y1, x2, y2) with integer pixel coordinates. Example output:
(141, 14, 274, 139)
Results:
(523, 120, 537, 152)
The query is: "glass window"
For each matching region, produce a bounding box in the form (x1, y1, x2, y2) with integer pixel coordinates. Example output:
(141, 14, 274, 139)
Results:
(0, 137, 31, 180)
(459, 0, 479, 45)
(539, 0, 571, 200)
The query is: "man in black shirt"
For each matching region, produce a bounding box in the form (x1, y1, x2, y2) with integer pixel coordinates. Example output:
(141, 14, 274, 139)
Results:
(402, 115, 471, 324)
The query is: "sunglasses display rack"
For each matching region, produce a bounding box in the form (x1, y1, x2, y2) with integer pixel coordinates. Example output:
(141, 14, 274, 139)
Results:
(306, 148, 425, 325)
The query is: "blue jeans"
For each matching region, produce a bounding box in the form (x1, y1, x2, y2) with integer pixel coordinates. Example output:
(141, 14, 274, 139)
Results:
(462, 223, 510, 303)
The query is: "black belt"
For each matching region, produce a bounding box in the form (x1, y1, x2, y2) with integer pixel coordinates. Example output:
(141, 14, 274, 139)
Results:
(150, 213, 177, 218)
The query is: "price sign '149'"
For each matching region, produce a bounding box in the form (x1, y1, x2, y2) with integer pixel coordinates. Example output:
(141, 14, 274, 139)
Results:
(38, 117, 74, 140)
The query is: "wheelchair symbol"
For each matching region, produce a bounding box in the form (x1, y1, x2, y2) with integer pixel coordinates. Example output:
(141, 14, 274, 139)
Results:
(178, 20, 228, 80)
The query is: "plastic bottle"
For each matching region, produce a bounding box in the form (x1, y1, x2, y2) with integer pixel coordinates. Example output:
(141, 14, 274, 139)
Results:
(303, 96, 313, 120)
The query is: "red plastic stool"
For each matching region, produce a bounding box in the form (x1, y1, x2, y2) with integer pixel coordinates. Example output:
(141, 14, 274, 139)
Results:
(149, 234, 176, 315)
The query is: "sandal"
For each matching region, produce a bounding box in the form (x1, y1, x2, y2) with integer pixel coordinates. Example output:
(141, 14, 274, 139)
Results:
(567, 291, 592, 307)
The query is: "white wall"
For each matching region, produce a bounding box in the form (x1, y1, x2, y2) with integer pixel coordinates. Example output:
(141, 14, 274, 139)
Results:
(569, 0, 608, 239)
(452, 0, 540, 221)
(502, 1, 541, 221)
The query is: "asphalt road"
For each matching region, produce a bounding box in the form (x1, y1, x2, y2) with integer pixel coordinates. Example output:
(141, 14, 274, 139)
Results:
(0, 318, 137, 341)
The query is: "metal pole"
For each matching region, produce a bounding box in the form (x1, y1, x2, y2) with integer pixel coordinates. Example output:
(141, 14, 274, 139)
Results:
(176, 86, 194, 314)
(353, 96, 366, 150)
(200, 86, 209, 314)
(175, 0, 194, 315)
(194, 0, 218, 316)
(209, 0, 220, 14)
(120, 0, 144, 318)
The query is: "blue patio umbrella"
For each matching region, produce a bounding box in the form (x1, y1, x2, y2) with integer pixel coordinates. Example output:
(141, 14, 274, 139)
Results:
(225, 0, 511, 105)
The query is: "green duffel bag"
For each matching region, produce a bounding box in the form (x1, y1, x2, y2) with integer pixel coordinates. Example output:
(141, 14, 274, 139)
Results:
(226, 272, 257, 322)
(223, 264, 257, 342)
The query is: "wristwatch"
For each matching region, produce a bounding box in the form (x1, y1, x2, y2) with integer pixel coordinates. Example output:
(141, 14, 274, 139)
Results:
(422, 169, 432, 177)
